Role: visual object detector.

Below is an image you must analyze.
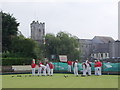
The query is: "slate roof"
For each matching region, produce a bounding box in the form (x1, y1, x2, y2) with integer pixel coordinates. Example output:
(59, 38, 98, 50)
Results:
(79, 39, 92, 44)
(92, 36, 115, 43)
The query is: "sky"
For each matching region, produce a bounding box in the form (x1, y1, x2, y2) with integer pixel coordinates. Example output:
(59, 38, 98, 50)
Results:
(0, 0, 119, 40)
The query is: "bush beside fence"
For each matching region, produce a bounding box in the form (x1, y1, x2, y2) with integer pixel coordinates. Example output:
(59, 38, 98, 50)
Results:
(2, 58, 32, 66)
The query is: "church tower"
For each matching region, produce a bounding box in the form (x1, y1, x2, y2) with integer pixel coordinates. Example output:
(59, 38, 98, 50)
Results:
(31, 21, 45, 44)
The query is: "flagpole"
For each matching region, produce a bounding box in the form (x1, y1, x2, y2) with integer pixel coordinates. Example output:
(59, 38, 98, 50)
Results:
(43, 37, 46, 63)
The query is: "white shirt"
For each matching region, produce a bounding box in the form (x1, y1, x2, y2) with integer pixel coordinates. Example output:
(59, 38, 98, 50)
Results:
(46, 63, 50, 69)
(74, 62, 78, 67)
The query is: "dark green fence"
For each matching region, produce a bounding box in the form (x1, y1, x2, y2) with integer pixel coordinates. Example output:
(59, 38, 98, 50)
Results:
(52, 62, 120, 72)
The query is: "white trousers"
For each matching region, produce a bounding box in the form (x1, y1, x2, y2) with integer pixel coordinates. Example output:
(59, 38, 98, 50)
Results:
(86, 67, 91, 75)
(46, 68, 50, 75)
(50, 69, 53, 75)
(83, 68, 87, 75)
(74, 67, 78, 75)
(68, 65, 71, 72)
(95, 67, 98, 75)
(43, 67, 46, 76)
(37, 67, 42, 75)
(97, 67, 102, 75)
(32, 68, 35, 76)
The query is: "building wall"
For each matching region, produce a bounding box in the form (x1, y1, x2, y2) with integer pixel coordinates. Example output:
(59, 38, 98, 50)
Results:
(109, 41, 120, 58)
(79, 39, 92, 60)
(79, 36, 120, 60)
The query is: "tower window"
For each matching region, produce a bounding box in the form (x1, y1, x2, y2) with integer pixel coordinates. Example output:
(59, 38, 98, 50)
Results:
(39, 29, 41, 32)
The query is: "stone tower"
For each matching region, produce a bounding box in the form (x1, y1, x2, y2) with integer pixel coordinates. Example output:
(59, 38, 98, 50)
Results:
(31, 21, 45, 44)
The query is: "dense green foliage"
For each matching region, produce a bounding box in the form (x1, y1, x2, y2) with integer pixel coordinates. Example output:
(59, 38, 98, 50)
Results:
(44, 32, 80, 61)
(10, 35, 38, 58)
(2, 12, 41, 65)
(2, 35, 41, 65)
(2, 11, 19, 52)
(2, 57, 32, 65)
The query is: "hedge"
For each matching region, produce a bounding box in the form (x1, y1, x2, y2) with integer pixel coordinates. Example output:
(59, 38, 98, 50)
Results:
(2, 57, 32, 66)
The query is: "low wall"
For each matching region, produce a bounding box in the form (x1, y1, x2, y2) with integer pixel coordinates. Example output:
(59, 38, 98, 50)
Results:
(2, 65, 39, 72)
(0, 66, 2, 72)
(2, 66, 14, 72)
(12, 65, 39, 71)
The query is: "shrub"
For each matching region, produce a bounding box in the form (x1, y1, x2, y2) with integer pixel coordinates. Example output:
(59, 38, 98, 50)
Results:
(2, 57, 32, 66)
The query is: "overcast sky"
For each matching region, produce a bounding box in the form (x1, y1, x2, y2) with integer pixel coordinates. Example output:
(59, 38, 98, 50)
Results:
(0, 0, 119, 40)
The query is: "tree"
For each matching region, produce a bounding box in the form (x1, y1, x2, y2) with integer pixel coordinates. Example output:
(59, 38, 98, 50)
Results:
(1, 11, 43, 65)
(45, 33, 58, 57)
(10, 35, 40, 58)
(44, 32, 80, 61)
(1, 11, 19, 52)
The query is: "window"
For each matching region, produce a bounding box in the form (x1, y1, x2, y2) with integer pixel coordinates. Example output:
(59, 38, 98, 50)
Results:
(101, 53, 103, 57)
(106, 53, 107, 57)
(39, 29, 41, 32)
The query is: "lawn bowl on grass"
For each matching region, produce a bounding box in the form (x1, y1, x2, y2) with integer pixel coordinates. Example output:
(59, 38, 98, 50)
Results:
(2, 74, 119, 88)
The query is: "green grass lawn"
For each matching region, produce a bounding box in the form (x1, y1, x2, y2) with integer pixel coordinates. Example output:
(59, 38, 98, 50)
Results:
(2, 74, 119, 88)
